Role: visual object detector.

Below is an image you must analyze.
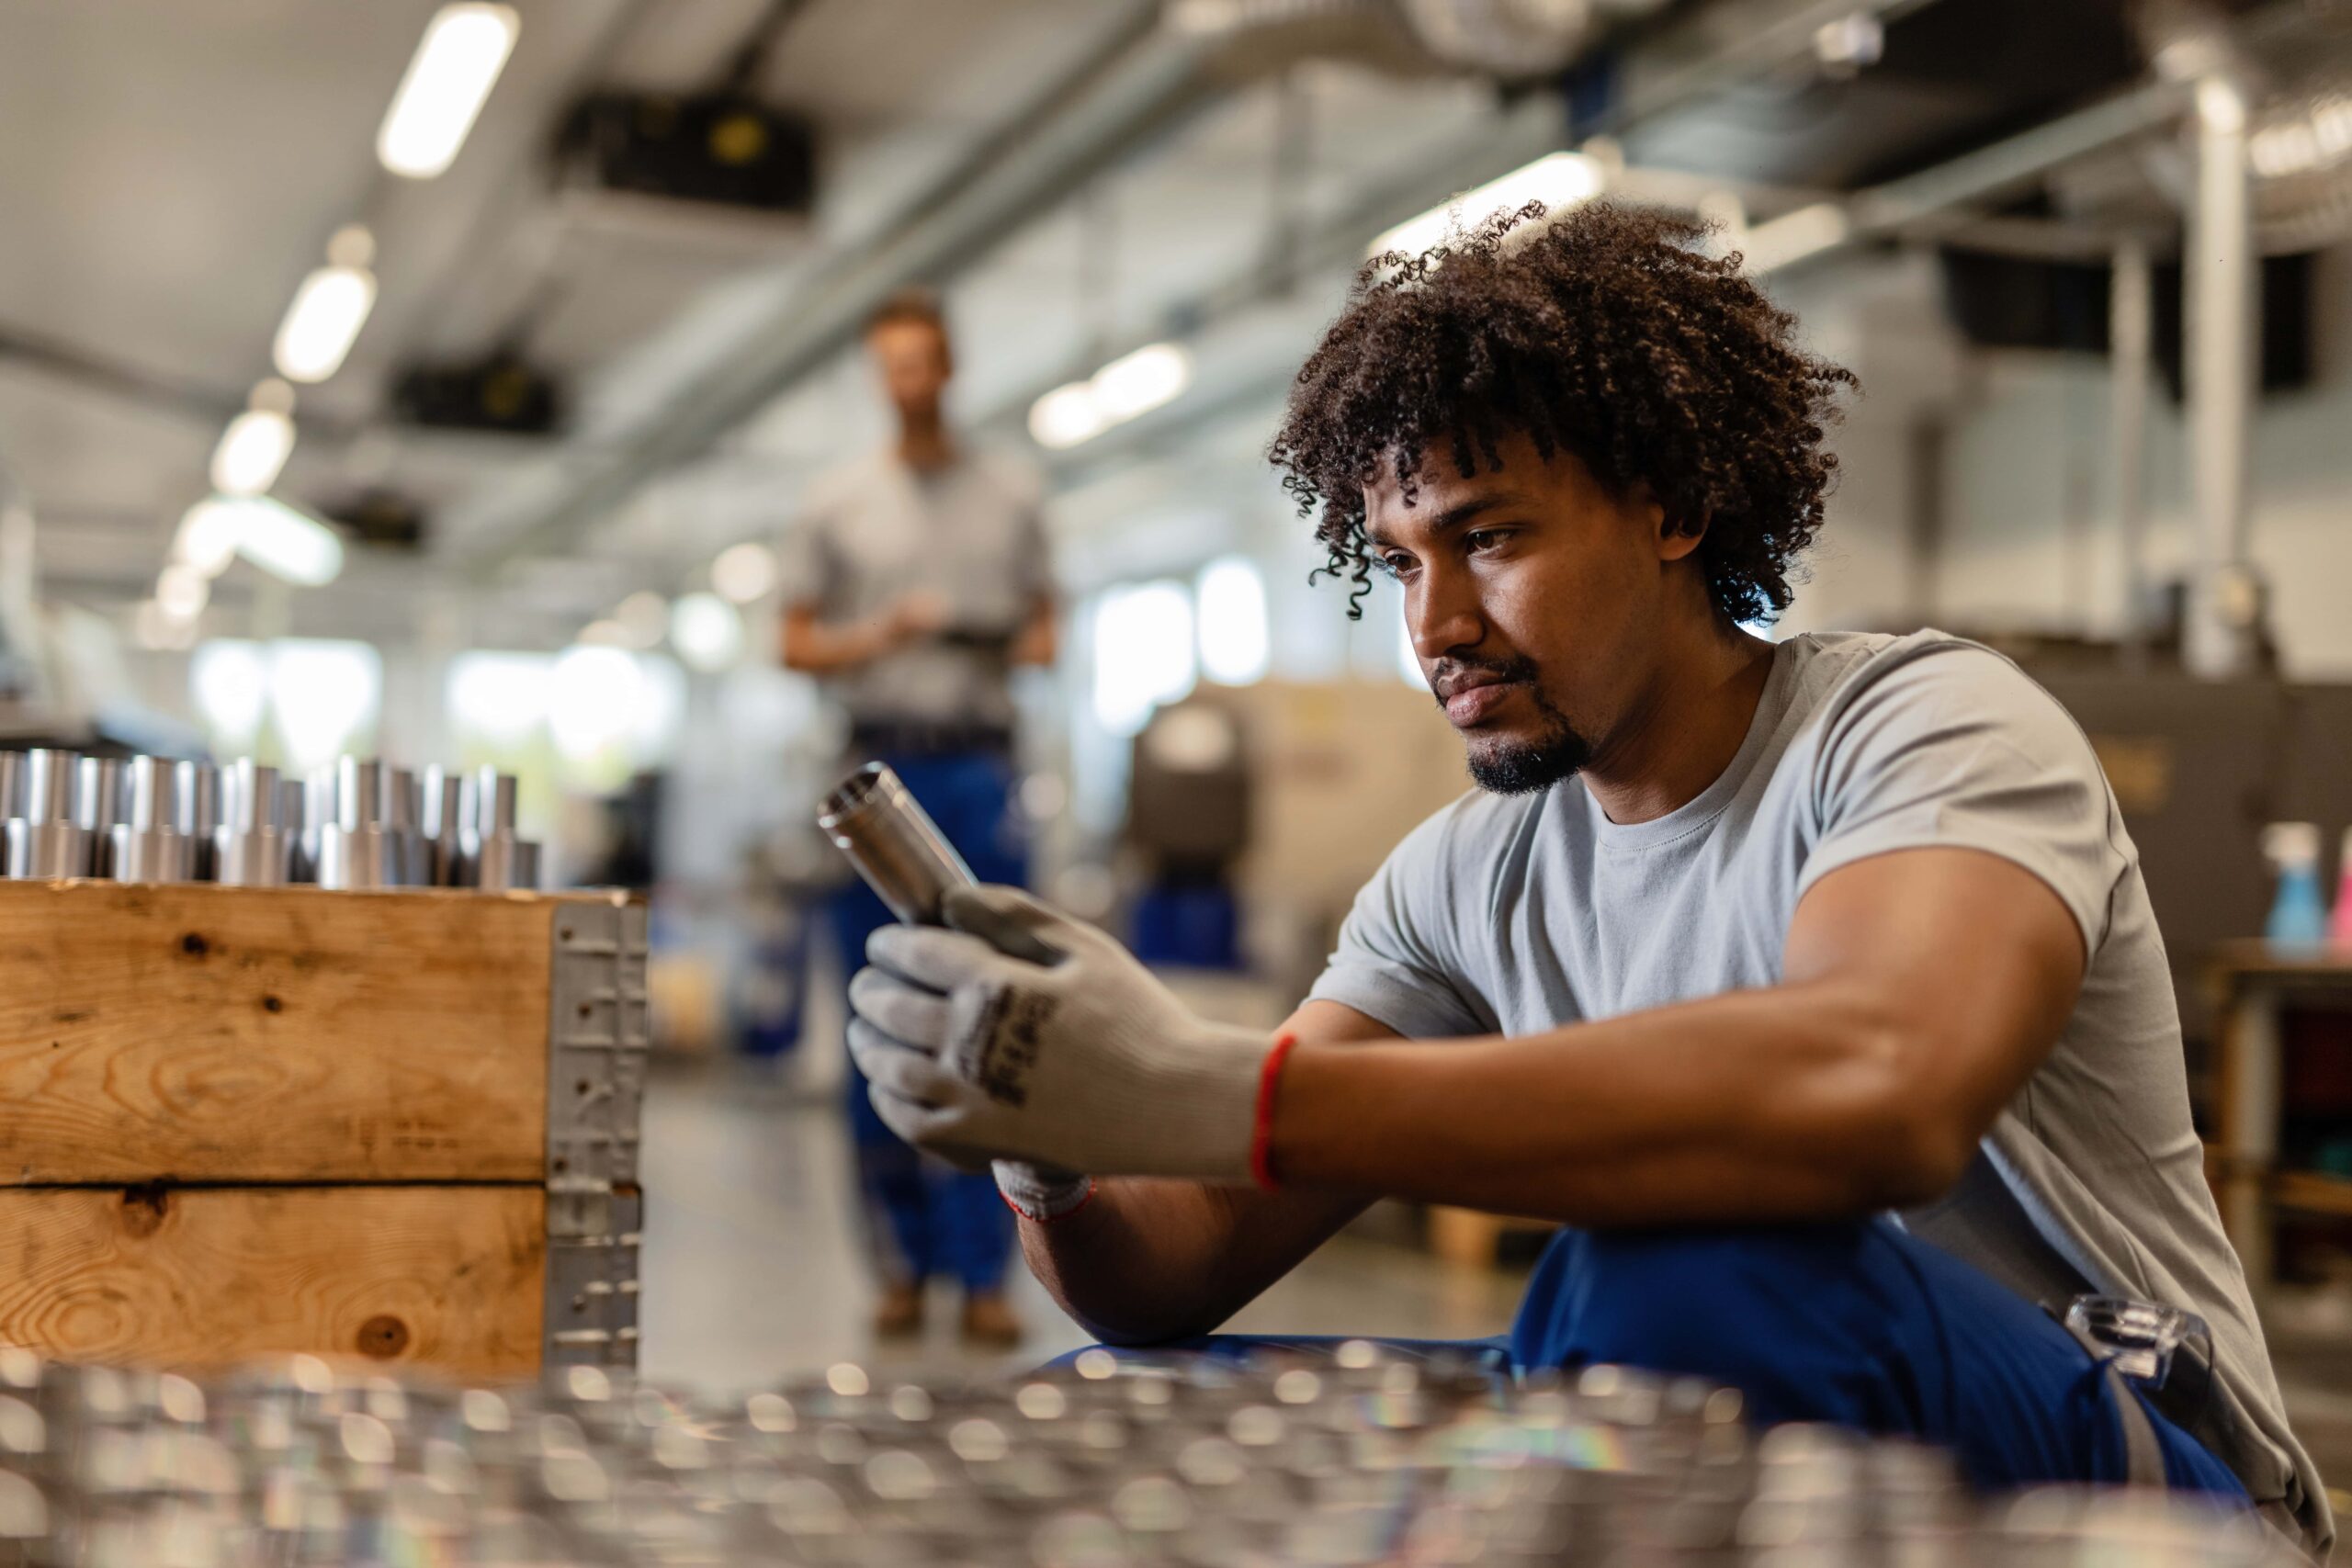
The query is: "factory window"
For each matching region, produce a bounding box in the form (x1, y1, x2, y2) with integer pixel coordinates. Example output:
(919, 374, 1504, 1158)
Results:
(1195, 556, 1270, 687)
(190, 637, 380, 773)
(447, 651, 550, 746)
(1091, 580, 1195, 737)
(448, 648, 686, 794)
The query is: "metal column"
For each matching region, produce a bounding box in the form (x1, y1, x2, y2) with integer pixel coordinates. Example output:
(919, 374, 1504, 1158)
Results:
(2185, 75, 2260, 677)
(2109, 239, 2153, 665)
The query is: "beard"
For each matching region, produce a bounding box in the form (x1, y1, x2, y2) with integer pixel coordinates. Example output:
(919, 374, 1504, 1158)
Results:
(1430, 653, 1594, 795)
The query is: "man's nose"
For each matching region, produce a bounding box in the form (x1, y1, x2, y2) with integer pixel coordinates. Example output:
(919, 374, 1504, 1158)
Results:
(1408, 566, 1483, 663)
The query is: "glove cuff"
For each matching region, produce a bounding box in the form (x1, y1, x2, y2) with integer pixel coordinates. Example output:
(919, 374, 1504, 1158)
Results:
(994, 1161, 1094, 1223)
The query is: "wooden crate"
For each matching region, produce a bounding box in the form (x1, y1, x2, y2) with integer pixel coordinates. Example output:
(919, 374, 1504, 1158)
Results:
(0, 880, 646, 1380)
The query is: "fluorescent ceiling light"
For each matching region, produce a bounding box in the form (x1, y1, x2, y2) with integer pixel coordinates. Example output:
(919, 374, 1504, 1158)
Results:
(378, 3, 519, 179)
(1029, 382, 1106, 450)
(1371, 151, 1603, 260)
(1738, 202, 1851, 276)
(711, 541, 776, 604)
(134, 600, 198, 652)
(230, 496, 345, 586)
(1028, 343, 1193, 451)
(210, 408, 296, 498)
(1091, 344, 1191, 423)
(155, 564, 209, 622)
(172, 498, 245, 577)
(274, 261, 377, 383)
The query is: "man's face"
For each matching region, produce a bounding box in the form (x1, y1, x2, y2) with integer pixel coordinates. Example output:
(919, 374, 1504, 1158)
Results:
(1365, 433, 1690, 794)
(866, 318, 953, 423)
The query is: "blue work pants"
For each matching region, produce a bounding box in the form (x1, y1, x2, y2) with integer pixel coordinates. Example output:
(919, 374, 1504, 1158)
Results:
(828, 750, 1024, 1294)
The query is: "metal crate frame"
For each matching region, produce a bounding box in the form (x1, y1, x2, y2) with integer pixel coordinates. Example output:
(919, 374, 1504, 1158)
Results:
(544, 898, 649, 1369)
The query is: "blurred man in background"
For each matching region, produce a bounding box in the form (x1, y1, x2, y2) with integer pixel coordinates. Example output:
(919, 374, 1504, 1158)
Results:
(779, 289, 1057, 1346)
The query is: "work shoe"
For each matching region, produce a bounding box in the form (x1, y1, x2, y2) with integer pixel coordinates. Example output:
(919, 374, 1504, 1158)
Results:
(872, 1281, 924, 1339)
(960, 1291, 1022, 1348)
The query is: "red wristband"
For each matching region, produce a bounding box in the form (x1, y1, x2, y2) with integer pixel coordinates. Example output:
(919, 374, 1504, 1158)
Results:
(1250, 1032, 1300, 1192)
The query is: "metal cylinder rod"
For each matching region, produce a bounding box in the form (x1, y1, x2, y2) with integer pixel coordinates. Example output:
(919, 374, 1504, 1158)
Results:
(2109, 237, 2153, 665)
(2186, 73, 2258, 678)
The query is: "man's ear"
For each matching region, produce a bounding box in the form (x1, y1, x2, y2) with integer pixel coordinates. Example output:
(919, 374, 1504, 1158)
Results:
(1634, 483, 1708, 562)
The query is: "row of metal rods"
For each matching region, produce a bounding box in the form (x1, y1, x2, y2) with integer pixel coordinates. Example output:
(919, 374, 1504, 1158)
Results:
(0, 750, 540, 891)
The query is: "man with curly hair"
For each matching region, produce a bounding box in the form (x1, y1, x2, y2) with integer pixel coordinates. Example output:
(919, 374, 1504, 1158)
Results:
(845, 203, 2324, 1549)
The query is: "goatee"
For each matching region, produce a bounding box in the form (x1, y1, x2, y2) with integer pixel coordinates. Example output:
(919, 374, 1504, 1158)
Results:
(1430, 654, 1593, 795)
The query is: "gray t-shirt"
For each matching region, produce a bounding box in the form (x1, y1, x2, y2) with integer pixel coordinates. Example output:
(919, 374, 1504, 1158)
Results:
(778, 446, 1050, 730)
(1310, 629, 2326, 1549)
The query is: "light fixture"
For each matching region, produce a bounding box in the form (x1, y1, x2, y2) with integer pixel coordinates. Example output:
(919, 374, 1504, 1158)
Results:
(1028, 382, 1107, 450)
(155, 564, 209, 622)
(274, 227, 378, 383)
(1027, 343, 1193, 452)
(378, 3, 520, 179)
(711, 541, 777, 604)
(134, 600, 198, 652)
(1370, 151, 1603, 259)
(172, 498, 245, 577)
(210, 381, 298, 498)
(1738, 202, 1852, 276)
(1091, 344, 1191, 423)
(230, 496, 345, 586)
(670, 592, 744, 672)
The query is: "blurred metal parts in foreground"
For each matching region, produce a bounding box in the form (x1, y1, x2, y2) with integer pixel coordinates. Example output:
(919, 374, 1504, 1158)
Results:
(0, 1348, 2295, 1565)
(0, 750, 539, 892)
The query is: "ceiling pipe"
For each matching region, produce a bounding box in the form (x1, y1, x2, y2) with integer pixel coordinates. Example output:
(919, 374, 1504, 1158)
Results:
(978, 0, 1951, 455)
(462, 0, 1439, 571)
(1034, 73, 2198, 480)
(466, 0, 1954, 570)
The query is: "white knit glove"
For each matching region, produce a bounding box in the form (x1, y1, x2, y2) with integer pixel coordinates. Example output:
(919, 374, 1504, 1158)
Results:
(991, 1159, 1094, 1222)
(847, 886, 1274, 1181)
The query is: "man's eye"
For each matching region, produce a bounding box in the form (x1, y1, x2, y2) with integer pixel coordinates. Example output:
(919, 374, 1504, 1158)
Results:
(1375, 553, 1416, 579)
(1465, 529, 1511, 554)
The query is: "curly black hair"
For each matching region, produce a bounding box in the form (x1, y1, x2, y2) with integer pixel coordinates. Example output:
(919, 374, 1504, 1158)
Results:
(1269, 200, 1857, 625)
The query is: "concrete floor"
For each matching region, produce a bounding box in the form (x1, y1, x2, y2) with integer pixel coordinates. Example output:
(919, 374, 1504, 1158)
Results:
(637, 1055, 2352, 1549)
(636, 1056, 1528, 1392)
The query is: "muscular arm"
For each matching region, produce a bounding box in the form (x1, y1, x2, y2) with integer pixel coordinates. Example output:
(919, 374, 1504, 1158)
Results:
(1018, 999, 1391, 1345)
(1272, 847, 2086, 1224)
(1009, 592, 1057, 669)
(780, 602, 902, 674)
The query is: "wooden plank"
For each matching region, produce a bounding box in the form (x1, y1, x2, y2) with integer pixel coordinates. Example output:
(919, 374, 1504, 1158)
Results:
(0, 1184, 546, 1381)
(0, 882, 580, 1184)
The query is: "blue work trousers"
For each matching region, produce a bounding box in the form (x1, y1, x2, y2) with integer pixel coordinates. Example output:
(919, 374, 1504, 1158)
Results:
(1079, 1218, 2246, 1503)
(829, 750, 1023, 1293)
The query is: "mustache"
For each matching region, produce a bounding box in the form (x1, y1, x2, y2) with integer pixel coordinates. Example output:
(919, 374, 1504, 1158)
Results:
(1428, 653, 1540, 701)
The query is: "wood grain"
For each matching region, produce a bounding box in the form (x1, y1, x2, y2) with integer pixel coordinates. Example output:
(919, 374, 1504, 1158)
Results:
(0, 883, 585, 1183)
(0, 1185, 546, 1381)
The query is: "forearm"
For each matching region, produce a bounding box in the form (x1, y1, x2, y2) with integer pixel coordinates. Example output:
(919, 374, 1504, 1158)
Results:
(1009, 598, 1057, 668)
(780, 611, 890, 673)
(1272, 981, 1978, 1225)
(1015, 1178, 1245, 1345)
(1019, 1171, 1373, 1347)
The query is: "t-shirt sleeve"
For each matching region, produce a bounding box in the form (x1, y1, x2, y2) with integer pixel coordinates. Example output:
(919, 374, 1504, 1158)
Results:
(775, 484, 842, 611)
(1005, 461, 1054, 604)
(1306, 805, 1497, 1040)
(1797, 643, 2126, 955)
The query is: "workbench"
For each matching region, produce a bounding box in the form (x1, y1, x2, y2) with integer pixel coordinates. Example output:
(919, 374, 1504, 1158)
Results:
(2209, 940, 2352, 1296)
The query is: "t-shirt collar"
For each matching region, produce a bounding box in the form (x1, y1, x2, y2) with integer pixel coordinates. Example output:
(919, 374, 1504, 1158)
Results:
(1582, 637, 1799, 852)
